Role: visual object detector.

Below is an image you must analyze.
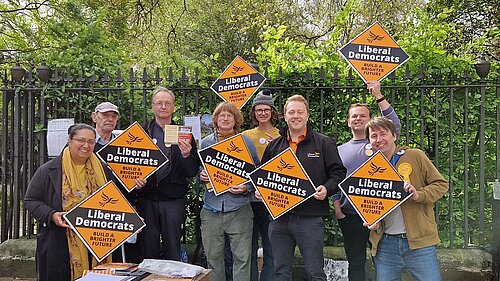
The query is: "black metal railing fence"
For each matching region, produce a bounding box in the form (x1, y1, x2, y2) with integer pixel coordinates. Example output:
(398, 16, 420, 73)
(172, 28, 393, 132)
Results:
(1, 63, 499, 252)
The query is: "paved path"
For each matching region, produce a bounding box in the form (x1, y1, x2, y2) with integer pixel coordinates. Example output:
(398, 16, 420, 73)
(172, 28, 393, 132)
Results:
(0, 277, 36, 281)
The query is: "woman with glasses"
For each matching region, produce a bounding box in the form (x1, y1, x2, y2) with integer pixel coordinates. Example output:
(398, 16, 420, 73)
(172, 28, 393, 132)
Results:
(24, 123, 145, 281)
(242, 89, 280, 281)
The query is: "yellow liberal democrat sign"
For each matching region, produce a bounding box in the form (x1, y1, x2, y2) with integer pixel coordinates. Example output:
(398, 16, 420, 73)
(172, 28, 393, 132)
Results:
(339, 21, 409, 83)
(63, 181, 146, 262)
(198, 133, 256, 195)
(249, 148, 317, 220)
(97, 122, 168, 192)
(338, 151, 411, 226)
(210, 56, 266, 109)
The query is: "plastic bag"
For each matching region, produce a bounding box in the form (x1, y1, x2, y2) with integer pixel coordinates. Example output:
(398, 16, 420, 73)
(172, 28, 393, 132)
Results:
(138, 259, 205, 278)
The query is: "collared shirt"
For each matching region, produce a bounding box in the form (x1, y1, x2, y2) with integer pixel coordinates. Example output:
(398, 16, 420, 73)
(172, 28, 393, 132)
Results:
(95, 131, 115, 146)
(151, 121, 172, 182)
(287, 128, 307, 153)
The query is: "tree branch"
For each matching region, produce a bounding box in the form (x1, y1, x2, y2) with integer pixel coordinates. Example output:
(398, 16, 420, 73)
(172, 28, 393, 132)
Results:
(0, 0, 50, 13)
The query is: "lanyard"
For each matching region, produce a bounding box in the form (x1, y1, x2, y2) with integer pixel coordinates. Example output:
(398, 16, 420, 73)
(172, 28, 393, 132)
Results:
(390, 153, 401, 167)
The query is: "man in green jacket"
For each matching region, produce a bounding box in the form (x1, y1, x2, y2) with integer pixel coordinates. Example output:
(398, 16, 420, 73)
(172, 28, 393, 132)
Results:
(365, 116, 448, 281)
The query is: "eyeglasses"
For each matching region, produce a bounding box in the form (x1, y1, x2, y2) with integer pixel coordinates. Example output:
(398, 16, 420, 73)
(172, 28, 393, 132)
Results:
(255, 108, 272, 115)
(72, 138, 96, 146)
(153, 101, 173, 107)
(218, 114, 235, 120)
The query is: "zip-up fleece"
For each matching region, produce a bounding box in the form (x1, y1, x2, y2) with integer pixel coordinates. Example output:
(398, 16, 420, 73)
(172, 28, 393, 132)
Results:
(261, 123, 346, 216)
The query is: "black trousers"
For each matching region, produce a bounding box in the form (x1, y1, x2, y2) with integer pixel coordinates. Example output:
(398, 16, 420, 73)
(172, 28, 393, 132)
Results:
(338, 213, 370, 281)
(137, 197, 186, 260)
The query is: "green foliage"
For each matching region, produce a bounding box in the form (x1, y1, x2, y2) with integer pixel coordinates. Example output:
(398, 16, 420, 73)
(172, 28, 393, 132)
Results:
(1, 0, 498, 250)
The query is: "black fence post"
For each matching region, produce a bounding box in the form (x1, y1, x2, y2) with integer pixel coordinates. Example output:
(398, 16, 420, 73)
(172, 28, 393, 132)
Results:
(493, 180, 500, 281)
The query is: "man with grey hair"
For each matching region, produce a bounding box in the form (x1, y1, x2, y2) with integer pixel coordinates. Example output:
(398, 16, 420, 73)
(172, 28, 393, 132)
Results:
(92, 101, 119, 152)
(137, 87, 200, 260)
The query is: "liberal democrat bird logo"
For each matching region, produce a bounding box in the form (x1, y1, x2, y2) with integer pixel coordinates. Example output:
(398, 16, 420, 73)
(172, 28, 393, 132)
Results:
(227, 141, 243, 153)
(368, 162, 386, 176)
(231, 65, 245, 74)
(277, 158, 294, 171)
(99, 192, 118, 207)
(367, 31, 384, 43)
(126, 132, 143, 145)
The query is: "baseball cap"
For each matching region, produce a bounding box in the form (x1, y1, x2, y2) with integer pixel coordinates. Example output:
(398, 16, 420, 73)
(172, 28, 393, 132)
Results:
(94, 102, 119, 114)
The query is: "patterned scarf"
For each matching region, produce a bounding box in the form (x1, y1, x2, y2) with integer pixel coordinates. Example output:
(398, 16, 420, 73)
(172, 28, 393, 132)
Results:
(61, 147, 111, 280)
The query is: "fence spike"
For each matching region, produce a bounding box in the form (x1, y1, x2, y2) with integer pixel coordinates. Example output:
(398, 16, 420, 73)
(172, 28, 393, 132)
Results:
(419, 64, 426, 81)
(154, 68, 162, 84)
(346, 68, 354, 82)
(167, 67, 174, 83)
(333, 66, 339, 82)
(115, 68, 124, 83)
(53, 68, 61, 83)
(182, 67, 188, 83)
(26, 65, 35, 83)
(141, 68, 149, 84)
(128, 68, 136, 83)
(193, 68, 199, 83)
(88, 70, 98, 83)
(64, 69, 74, 83)
(277, 66, 282, 81)
(102, 68, 111, 83)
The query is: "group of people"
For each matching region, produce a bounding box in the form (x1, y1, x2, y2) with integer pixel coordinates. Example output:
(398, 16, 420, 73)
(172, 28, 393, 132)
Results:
(25, 81, 448, 281)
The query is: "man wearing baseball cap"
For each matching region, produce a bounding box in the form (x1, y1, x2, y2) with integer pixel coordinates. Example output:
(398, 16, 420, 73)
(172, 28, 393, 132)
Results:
(91, 102, 119, 151)
(91, 101, 143, 263)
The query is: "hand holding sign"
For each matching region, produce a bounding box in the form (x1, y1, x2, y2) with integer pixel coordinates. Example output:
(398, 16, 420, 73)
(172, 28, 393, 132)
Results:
(313, 185, 327, 201)
(229, 184, 248, 195)
(134, 178, 147, 190)
(52, 212, 70, 228)
(404, 182, 419, 201)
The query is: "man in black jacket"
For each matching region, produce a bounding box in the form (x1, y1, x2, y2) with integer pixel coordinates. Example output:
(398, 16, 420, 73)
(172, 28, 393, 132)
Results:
(257, 94, 346, 281)
(138, 87, 200, 260)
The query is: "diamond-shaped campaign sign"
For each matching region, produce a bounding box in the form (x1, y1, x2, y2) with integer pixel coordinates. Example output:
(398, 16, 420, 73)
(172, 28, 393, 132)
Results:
(63, 181, 146, 262)
(338, 151, 411, 226)
(249, 148, 317, 220)
(339, 21, 410, 83)
(97, 122, 168, 192)
(210, 55, 266, 109)
(198, 133, 256, 195)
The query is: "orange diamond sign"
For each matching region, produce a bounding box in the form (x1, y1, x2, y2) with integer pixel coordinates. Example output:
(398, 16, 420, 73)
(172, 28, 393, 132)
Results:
(97, 122, 168, 192)
(338, 151, 411, 226)
(210, 55, 266, 109)
(63, 181, 146, 262)
(198, 133, 256, 195)
(339, 21, 409, 82)
(248, 148, 316, 220)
